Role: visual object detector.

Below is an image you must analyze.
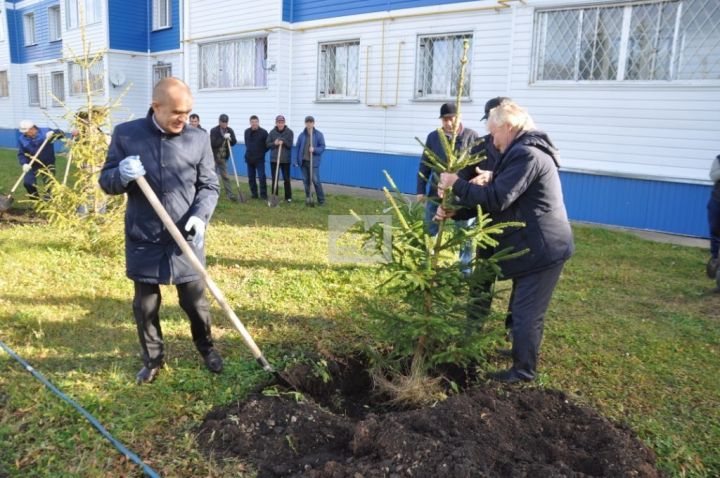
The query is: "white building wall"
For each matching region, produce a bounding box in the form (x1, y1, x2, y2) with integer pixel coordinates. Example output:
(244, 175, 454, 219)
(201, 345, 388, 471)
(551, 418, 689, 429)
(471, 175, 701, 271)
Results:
(0, 5, 15, 129)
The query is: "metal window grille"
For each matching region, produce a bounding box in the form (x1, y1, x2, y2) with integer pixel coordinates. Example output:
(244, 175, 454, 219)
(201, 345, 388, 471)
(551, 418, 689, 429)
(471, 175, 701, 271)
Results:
(153, 62, 172, 84)
(415, 33, 472, 99)
(318, 40, 359, 99)
(23, 13, 35, 45)
(28, 74, 39, 106)
(533, 0, 720, 82)
(51, 72, 65, 106)
(49, 6, 61, 42)
(68, 60, 104, 95)
(0, 71, 8, 98)
(152, 0, 171, 30)
(199, 37, 268, 89)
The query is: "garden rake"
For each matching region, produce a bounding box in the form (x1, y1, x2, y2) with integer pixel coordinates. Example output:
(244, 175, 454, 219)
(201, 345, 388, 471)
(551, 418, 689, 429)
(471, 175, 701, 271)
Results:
(0, 134, 54, 212)
(268, 143, 282, 208)
(307, 129, 316, 207)
(226, 139, 247, 203)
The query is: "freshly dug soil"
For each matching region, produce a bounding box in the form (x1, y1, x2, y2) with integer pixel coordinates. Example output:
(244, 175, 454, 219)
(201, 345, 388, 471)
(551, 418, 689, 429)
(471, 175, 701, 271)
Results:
(198, 360, 659, 477)
(0, 207, 44, 228)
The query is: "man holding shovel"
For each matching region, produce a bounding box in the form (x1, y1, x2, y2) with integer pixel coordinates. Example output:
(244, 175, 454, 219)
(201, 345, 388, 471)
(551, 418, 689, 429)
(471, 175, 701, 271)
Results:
(266, 115, 294, 203)
(99, 77, 223, 385)
(295, 116, 326, 206)
(210, 114, 238, 201)
(17, 120, 64, 199)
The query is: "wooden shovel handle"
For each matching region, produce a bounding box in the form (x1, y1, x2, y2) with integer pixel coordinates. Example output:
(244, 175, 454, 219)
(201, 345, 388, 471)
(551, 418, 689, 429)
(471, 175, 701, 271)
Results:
(11, 134, 54, 193)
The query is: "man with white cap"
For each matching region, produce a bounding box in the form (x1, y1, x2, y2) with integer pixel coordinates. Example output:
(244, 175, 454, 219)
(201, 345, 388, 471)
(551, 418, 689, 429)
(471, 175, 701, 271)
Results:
(17, 120, 64, 198)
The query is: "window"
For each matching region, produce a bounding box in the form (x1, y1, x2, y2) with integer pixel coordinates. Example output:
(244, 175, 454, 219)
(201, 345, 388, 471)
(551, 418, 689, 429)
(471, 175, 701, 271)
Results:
(51, 72, 65, 106)
(28, 74, 39, 106)
(69, 60, 104, 95)
(317, 40, 359, 100)
(199, 37, 268, 89)
(532, 0, 720, 82)
(65, 0, 102, 29)
(153, 62, 172, 84)
(415, 33, 472, 99)
(49, 6, 62, 42)
(152, 0, 171, 30)
(23, 13, 36, 46)
(0, 71, 8, 97)
(0, 9, 6, 42)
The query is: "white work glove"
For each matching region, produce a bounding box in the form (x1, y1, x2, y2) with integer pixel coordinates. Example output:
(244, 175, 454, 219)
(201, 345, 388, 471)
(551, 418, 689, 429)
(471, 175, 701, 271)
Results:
(184, 216, 205, 248)
(118, 155, 145, 187)
(45, 130, 55, 139)
(223, 133, 231, 140)
(22, 163, 31, 173)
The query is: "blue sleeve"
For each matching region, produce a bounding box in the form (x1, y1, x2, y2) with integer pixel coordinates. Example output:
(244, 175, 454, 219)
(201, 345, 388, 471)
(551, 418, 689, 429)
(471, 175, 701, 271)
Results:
(17, 138, 27, 165)
(314, 131, 326, 156)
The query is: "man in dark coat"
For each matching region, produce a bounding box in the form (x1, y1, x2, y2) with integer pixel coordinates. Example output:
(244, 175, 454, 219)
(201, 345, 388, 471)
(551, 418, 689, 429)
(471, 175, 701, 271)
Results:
(294, 115, 326, 205)
(209, 114, 238, 201)
(17, 120, 64, 198)
(244, 115, 269, 199)
(266, 115, 294, 202)
(99, 77, 222, 384)
(189, 113, 206, 132)
(437, 101, 574, 383)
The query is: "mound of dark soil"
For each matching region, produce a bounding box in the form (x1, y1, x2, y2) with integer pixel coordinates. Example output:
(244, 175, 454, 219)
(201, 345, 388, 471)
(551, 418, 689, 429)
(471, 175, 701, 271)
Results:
(198, 360, 659, 478)
(0, 207, 45, 228)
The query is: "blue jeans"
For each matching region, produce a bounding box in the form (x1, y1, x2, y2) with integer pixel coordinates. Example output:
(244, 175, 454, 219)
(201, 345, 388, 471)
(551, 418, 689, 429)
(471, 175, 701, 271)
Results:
(300, 161, 325, 203)
(424, 201, 476, 273)
(708, 195, 720, 258)
(247, 162, 267, 198)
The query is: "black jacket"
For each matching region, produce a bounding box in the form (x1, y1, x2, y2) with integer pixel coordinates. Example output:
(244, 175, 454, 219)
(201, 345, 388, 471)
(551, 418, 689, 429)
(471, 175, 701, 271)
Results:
(244, 127, 269, 164)
(452, 130, 574, 279)
(266, 127, 294, 164)
(417, 126, 480, 197)
(209, 125, 238, 163)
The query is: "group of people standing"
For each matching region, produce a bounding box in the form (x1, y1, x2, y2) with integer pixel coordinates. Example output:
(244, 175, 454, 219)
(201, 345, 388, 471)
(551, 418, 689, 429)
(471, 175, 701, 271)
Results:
(191, 112, 326, 206)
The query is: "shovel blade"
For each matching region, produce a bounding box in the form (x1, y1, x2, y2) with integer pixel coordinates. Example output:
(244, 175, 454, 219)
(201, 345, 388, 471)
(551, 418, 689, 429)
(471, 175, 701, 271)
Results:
(0, 194, 14, 212)
(268, 195, 280, 208)
(237, 191, 247, 204)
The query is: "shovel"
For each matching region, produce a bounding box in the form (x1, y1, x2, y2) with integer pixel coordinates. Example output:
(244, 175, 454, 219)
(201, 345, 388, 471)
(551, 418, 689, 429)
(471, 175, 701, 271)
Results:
(306, 129, 316, 208)
(134, 175, 296, 388)
(226, 139, 247, 203)
(268, 143, 282, 208)
(0, 134, 54, 212)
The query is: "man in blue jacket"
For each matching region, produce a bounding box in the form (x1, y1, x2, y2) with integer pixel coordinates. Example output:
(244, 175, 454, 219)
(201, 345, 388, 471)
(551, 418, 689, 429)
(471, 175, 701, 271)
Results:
(99, 77, 222, 385)
(17, 120, 64, 198)
(437, 101, 574, 384)
(295, 116, 326, 205)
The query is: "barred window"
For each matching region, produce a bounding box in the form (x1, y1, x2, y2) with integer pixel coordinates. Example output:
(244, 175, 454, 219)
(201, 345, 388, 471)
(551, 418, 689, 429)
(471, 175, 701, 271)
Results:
(199, 37, 267, 89)
(23, 13, 35, 46)
(152, 0, 171, 31)
(415, 33, 472, 99)
(28, 74, 39, 106)
(153, 62, 172, 85)
(533, 0, 720, 82)
(65, 0, 101, 29)
(49, 6, 62, 42)
(51, 71, 65, 106)
(317, 40, 359, 100)
(68, 60, 104, 95)
(0, 71, 8, 97)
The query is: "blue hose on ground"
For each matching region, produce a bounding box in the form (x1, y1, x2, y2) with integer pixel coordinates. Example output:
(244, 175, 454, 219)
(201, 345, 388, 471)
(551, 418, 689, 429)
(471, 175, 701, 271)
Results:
(0, 338, 161, 478)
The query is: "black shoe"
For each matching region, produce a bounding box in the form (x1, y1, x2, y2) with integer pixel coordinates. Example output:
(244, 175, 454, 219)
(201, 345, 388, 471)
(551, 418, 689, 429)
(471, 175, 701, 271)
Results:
(260, 195, 268, 200)
(136, 365, 161, 385)
(486, 368, 533, 384)
(203, 349, 223, 374)
(495, 348, 513, 358)
(707, 257, 719, 279)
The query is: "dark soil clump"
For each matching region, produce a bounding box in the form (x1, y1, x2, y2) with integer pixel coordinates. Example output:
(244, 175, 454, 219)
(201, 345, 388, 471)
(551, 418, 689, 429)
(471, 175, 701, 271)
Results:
(198, 360, 659, 477)
(0, 207, 45, 228)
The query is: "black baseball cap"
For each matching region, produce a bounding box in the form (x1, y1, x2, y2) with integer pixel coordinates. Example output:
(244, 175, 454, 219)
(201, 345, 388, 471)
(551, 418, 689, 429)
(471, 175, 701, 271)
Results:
(439, 103, 457, 118)
(218, 114, 229, 123)
(304, 115, 315, 123)
(481, 97, 511, 120)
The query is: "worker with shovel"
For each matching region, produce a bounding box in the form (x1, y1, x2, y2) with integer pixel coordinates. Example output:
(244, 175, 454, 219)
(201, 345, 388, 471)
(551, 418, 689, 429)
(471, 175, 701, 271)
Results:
(99, 77, 223, 385)
(17, 120, 64, 199)
(266, 115, 294, 203)
(210, 114, 239, 202)
(295, 116, 326, 206)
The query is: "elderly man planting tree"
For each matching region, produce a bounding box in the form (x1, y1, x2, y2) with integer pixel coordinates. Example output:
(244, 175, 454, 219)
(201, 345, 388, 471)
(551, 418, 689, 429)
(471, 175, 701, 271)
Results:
(436, 101, 574, 384)
(99, 77, 222, 385)
(17, 120, 65, 199)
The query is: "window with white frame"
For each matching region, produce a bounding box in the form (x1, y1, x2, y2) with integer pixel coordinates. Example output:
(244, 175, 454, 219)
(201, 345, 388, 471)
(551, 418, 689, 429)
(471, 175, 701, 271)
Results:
(28, 74, 39, 106)
(23, 13, 36, 46)
(68, 60, 104, 95)
(152, 0, 171, 31)
(199, 37, 268, 89)
(415, 33, 472, 99)
(0, 71, 8, 97)
(65, 0, 102, 29)
(532, 0, 720, 82)
(153, 62, 172, 84)
(317, 40, 359, 100)
(51, 71, 65, 106)
(0, 9, 6, 42)
(49, 5, 62, 42)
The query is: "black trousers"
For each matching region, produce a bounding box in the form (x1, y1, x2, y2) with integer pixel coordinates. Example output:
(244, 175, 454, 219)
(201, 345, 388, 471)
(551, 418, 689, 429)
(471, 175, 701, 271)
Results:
(270, 162, 292, 200)
(132, 280, 214, 368)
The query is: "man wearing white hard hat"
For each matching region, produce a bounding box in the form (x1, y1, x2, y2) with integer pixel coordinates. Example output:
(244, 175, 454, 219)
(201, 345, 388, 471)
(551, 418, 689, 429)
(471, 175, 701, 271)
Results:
(17, 120, 64, 198)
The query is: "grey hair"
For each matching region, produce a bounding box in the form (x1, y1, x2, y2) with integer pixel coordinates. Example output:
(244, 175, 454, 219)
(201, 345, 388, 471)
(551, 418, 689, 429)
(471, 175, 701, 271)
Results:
(487, 101, 536, 132)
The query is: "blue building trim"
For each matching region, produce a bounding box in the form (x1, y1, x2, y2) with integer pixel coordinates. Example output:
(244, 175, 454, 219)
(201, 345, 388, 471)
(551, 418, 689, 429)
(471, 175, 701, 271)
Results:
(150, 0, 180, 52)
(8, 0, 63, 64)
(285, 0, 479, 22)
(108, 0, 179, 53)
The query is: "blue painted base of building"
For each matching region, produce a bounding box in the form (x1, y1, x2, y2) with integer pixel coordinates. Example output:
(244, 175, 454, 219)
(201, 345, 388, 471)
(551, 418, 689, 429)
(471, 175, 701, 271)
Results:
(1, 128, 708, 238)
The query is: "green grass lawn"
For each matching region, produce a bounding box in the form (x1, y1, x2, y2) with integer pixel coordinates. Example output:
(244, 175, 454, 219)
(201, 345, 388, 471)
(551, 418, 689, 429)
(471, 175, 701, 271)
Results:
(1, 148, 718, 477)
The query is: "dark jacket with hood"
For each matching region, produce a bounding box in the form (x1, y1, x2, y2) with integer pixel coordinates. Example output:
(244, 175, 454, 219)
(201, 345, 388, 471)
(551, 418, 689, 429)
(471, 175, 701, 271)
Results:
(99, 112, 219, 285)
(266, 126, 294, 164)
(418, 125, 480, 197)
(452, 130, 574, 279)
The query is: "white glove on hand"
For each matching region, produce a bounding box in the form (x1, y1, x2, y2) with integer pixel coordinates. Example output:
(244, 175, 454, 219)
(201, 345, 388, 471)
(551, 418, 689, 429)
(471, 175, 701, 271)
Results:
(184, 216, 205, 248)
(22, 163, 31, 173)
(223, 133, 231, 140)
(118, 155, 145, 187)
(45, 130, 55, 139)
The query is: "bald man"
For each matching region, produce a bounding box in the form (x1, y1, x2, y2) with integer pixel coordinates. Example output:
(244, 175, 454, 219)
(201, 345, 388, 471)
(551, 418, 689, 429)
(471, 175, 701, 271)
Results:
(99, 78, 223, 384)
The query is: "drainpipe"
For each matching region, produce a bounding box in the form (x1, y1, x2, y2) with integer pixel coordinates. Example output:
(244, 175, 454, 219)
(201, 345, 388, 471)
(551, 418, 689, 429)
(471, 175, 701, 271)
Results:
(183, 0, 190, 84)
